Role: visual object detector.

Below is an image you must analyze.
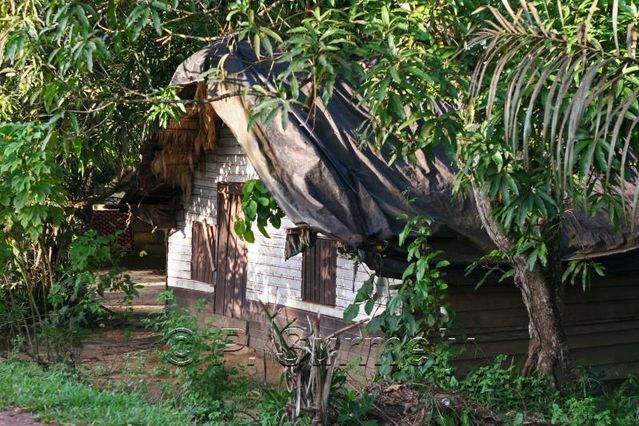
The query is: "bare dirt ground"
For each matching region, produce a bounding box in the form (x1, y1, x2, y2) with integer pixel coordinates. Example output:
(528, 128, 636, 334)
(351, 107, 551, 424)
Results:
(0, 408, 46, 426)
(81, 269, 283, 395)
(102, 269, 166, 314)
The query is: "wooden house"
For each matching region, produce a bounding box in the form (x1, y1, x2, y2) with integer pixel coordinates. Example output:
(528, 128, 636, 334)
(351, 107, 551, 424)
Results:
(165, 122, 388, 355)
(129, 42, 639, 380)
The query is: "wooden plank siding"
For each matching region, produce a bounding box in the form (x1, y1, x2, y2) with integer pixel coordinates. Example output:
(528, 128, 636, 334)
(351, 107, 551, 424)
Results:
(173, 263, 639, 381)
(167, 125, 384, 322)
(442, 267, 639, 379)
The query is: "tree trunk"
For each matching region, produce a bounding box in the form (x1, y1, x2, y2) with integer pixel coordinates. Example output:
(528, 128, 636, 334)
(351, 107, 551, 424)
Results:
(471, 185, 570, 388)
(513, 258, 569, 388)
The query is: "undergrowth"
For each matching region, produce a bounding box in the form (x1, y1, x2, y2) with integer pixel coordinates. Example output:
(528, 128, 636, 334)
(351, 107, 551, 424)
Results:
(409, 351, 639, 425)
(142, 292, 297, 425)
(0, 299, 297, 425)
(3, 290, 638, 425)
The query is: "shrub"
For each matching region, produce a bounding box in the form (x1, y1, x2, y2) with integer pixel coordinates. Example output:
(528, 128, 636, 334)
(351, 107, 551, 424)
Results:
(422, 352, 639, 425)
(150, 292, 246, 423)
(460, 355, 551, 414)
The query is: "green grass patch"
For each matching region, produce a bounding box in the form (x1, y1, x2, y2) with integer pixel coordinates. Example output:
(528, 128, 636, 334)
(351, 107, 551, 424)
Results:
(0, 360, 194, 425)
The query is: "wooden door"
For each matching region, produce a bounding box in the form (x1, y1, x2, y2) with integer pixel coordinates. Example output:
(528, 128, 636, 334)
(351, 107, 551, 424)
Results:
(214, 182, 248, 319)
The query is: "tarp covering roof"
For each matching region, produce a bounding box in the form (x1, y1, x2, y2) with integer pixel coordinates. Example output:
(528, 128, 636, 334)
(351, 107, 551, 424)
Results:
(170, 41, 639, 276)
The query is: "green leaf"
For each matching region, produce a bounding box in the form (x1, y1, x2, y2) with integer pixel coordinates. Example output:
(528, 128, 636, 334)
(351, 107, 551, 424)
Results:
(126, 4, 146, 27)
(436, 260, 450, 269)
(260, 27, 283, 44)
(243, 180, 257, 196)
(244, 228, 255, 243)
(152, 1, 171, 11)
(343, 303, 359, 322)
(151, 10, 162, 35)
(364, 298, 375, 315)
(390, 93, 405, 119)
(234, 221, 246, 237)
(257, 221, 270, 238)
(389, 66, 401, 83)
(245, 200, 258, 219)
(84, 48, 93, 73)
(355, 278, 374, 303)
(381, 6, 390, 26)
(253, 33, 261, 58)
(367, 315, 383, 333)
(269, 215, 281, 228)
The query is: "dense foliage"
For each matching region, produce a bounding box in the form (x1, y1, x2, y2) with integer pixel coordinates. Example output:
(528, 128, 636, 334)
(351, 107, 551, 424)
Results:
(0, 0, 203, 360)
(343, 216, 452, 381)
(150, 293, 238, 423)
(218, 0, 639, 385)
(2, 0, 639, 390)
(3, 341, 639, 425)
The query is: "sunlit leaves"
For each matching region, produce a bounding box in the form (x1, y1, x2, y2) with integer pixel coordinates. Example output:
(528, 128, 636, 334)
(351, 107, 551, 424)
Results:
(38, 2, 111, 75)
(0, 123, 64, 239)
(458, 0, 639, 276)
(279, 7, 353, 105)
(244, 6, 356, 129)
(236, 1, 471, 163)
(468, 0, 639, 224)
(226, 1, 287, 59)
(145, 86, 186, 129)
(356, 3, 458, 155)
(126, 1, 178, 40)
(234, 179, 285, 243)
(0, 0, 221, 208)
(346, 215, 451, 380)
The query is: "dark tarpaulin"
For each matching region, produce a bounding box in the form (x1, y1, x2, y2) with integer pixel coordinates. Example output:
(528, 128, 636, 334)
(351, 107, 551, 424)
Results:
(170, 41, 639, 277)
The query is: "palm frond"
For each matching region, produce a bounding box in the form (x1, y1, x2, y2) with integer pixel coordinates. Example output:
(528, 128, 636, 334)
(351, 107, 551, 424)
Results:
(468, 0, 639, 223)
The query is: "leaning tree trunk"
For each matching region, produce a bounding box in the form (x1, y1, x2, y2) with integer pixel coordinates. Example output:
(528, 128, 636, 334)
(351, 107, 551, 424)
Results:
(513, 257, 569, 387)
(471, 185, 570, 388)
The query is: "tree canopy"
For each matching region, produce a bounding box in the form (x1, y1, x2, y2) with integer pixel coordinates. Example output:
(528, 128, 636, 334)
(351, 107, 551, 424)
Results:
(2, 0, 639, 386)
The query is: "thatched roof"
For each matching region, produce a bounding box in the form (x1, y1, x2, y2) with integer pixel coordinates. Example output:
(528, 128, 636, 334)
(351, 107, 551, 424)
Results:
(118, 81, 218, 229)
(151, 81, 217, 198)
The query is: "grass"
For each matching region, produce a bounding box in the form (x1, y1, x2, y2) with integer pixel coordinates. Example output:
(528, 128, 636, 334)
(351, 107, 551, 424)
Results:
(0, 360, 194, 425)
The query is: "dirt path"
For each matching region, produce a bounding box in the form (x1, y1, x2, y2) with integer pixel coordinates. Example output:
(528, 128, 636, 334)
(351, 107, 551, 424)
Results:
(0, 408, 45, 426)
(81, 269, 283, 394)
(102, 269, 166, 314)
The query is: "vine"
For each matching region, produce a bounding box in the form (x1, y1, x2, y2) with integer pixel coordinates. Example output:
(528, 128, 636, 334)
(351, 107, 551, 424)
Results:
(344, 215, 452, 380)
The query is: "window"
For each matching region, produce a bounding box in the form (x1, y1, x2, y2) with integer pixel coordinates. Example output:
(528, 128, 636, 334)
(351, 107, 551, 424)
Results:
(191, 221, 216, 284)
(301, 238, 337, 306)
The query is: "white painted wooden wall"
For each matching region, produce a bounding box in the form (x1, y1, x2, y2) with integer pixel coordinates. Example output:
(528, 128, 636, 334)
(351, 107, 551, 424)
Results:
(167, 126, 387, 320)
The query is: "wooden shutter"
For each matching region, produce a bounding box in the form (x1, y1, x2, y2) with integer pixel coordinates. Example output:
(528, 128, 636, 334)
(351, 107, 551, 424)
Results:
(302, 239, 337, 306)
(191, 221, 216, 284)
